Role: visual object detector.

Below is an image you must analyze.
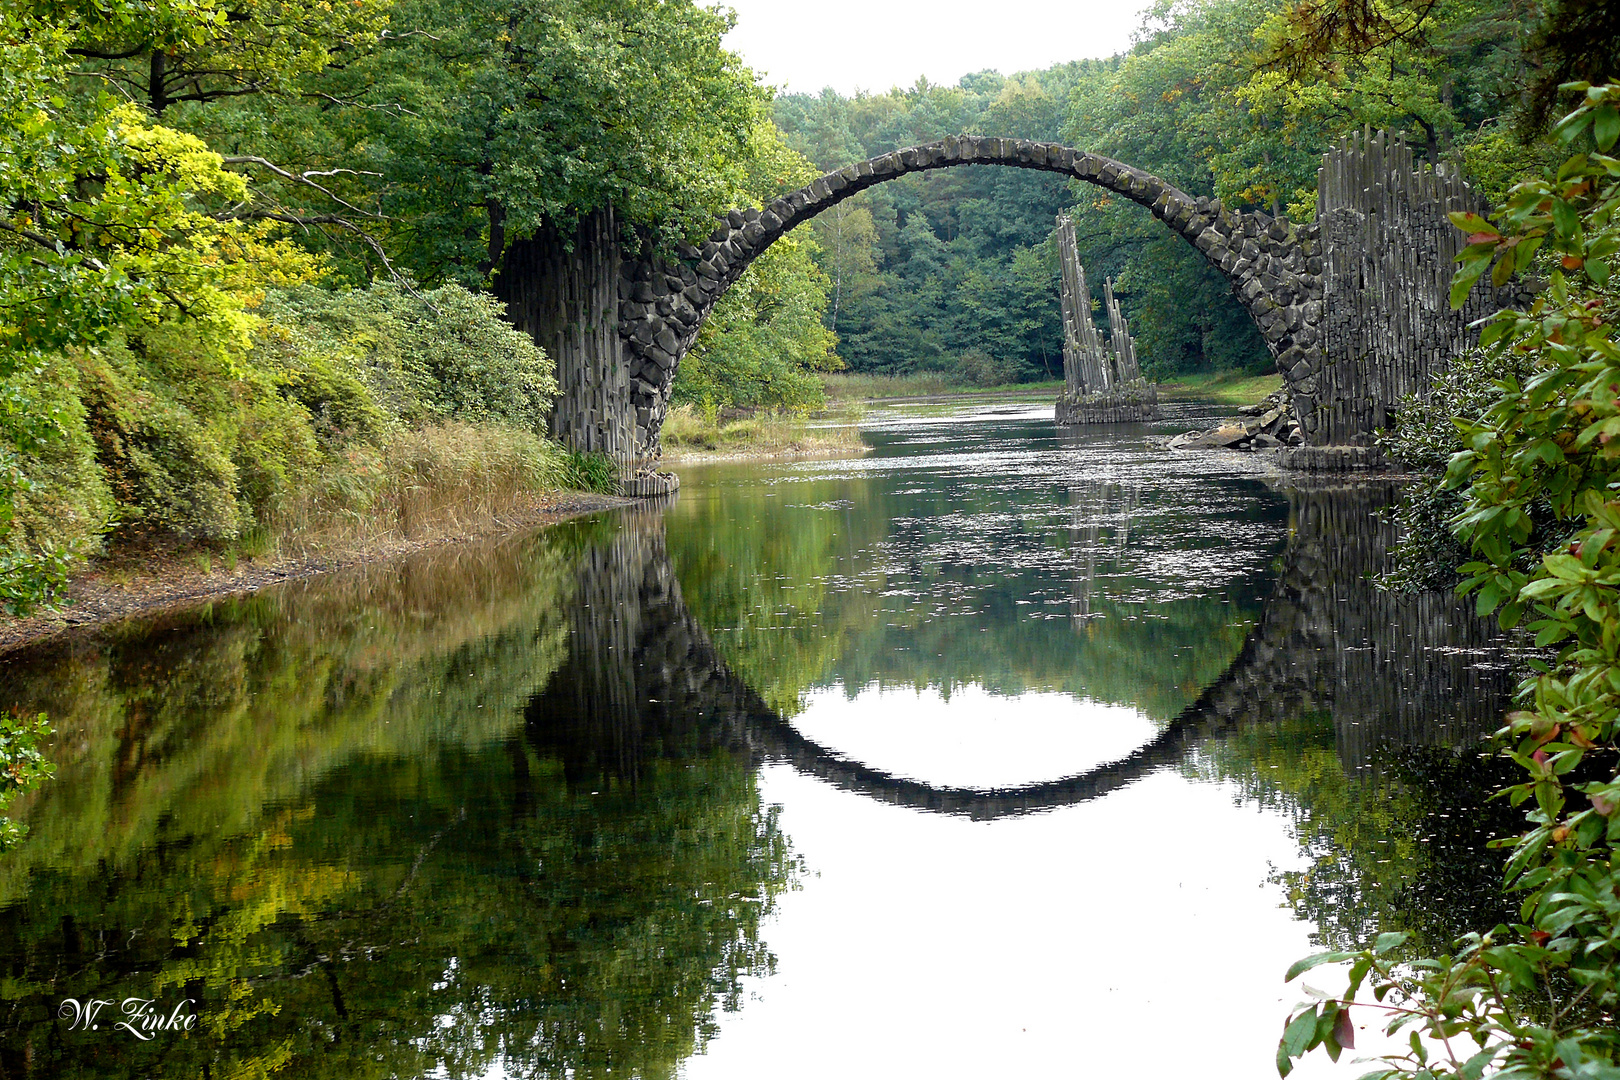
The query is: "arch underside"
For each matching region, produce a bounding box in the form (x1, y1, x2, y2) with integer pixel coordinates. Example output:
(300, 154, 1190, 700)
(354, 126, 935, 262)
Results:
(617, 137, 1329, 460)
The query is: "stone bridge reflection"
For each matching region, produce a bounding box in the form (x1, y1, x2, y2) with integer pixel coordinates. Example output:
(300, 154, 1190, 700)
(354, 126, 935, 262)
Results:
(527, 485, 1512, 819)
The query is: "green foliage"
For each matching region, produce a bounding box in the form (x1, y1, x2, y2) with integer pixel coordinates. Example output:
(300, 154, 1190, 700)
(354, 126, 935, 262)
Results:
(677, 230, 839, 414)
(257, 282, 558, 435)
(77, 325, 323, 543)
(0, 354, 115, 612)
(0, 2, 321, 596)
(0, 710, 52, 849)
(557, 450, 621, 495)
(356, 0, 772, 281)
(775, 71, 1082, 382)
(1378, 349, 1535, 592)
(1279, 85, 1620, 1080)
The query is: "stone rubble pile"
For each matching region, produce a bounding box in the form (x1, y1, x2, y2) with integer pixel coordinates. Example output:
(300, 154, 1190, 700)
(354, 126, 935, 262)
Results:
(1166, 387, 1306, 452)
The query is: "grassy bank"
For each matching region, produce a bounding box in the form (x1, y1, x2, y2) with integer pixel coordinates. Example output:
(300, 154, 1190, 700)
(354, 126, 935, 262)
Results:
(0, 416, 625, 648)
(821, 372, 1064, 402)
(819, 370, 1283, 407)
(661, 405, 866, 460)
(1155, 371, 1283, 405)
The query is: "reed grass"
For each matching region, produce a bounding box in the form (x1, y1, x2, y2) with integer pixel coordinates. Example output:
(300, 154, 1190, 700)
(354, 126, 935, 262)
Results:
(270, 421, 595, 555)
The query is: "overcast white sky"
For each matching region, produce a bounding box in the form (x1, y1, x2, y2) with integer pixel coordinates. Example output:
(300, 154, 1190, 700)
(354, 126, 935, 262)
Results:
(718, 0, 1159, 97)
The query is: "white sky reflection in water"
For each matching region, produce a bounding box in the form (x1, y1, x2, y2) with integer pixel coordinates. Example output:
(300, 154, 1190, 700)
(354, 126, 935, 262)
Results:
(679, 766, 1391, 1080)
(790, 682, 1161, 789)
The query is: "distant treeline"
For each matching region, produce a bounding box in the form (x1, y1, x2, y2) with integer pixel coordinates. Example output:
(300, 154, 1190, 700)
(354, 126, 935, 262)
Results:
(774, 0, 1561, 384)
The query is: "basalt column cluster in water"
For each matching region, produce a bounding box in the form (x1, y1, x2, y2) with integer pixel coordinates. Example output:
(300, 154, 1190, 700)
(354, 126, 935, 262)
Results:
(1055, 212, 1159, 424)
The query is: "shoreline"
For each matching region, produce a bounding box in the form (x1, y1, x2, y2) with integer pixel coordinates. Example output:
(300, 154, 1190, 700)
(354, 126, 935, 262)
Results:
(0, 490, 633, 658)
(660, 443, 872, 465)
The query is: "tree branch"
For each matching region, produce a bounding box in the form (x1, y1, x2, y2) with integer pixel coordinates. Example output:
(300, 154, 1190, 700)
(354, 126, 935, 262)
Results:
(231, 209, 434, 311)
(221, 156, 385, 220)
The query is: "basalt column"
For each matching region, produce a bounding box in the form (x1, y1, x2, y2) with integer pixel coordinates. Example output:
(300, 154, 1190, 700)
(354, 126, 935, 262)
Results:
(1315, 131, 1500, 445)
(1055, 212, 1158, 424)
(494, 207, 637, 462)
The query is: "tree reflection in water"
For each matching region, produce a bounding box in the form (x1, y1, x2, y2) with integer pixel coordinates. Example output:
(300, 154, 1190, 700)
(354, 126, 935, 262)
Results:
(0, 511, 796, 1080)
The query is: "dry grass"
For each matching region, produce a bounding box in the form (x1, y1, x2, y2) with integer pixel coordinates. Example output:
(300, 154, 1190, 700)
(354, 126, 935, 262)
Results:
(661, 405, 866, 460)
(270, 421, 576, 554)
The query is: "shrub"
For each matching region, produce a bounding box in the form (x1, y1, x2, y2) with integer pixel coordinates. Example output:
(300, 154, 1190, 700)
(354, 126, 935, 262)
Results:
(256, 283, 557, 433)
(1280, 84, 1620, 1080)
(78, 329, 321, 543)
(1378, 348, 1536, 592)
(2, 355, 115, 589)
(953, 349, 1019, 388)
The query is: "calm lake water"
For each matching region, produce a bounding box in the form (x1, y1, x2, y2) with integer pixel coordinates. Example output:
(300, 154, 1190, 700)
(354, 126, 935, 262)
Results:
(0, 398, 1521, 1078)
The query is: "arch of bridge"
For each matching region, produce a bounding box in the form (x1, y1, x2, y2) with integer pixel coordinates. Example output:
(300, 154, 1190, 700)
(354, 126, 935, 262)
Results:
(589, 512, 1331, 823)
(730, 600, 1319, 820)
(617, 137, 1330, 455)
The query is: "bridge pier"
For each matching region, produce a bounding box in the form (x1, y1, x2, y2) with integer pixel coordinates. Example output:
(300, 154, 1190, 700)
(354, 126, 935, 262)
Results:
(494, 209, 680, 495)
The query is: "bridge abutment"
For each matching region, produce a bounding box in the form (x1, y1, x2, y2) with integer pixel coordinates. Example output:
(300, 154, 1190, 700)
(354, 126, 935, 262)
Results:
(494, 208, 660, 470)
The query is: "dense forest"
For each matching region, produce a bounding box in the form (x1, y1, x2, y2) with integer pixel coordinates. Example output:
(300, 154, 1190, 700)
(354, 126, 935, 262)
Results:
(0, 0, 1610, 605)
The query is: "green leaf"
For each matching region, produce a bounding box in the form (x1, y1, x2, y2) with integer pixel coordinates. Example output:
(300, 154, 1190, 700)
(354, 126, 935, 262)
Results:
(1491, 253, 1516, 288)
(1449, 211, 1496, 235)
(1514, 236, 1545, 272)
(1552, 198, 1581, 239)
(1443, 450, 1478, 488)
(1451, 263, 1488, 308)
(1285, 951, 1357, 982)
(1595, 105, 1620, 151)
(1276, 1039, 1295, 1078)
(1282, 1008, 1318, 1059)
(1460, 1047, 1498, 1079)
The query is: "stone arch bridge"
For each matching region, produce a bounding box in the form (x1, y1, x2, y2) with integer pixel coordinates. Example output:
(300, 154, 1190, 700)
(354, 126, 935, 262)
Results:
(497, 131, 1499, 483)
(525, 487, 1509, 818)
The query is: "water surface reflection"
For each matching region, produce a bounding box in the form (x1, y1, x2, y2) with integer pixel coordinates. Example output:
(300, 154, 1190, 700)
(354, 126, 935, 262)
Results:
(0, 402, 1519, 1078)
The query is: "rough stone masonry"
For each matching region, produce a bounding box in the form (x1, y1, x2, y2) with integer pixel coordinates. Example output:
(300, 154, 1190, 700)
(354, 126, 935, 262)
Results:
(507, 132, 1502, 480)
